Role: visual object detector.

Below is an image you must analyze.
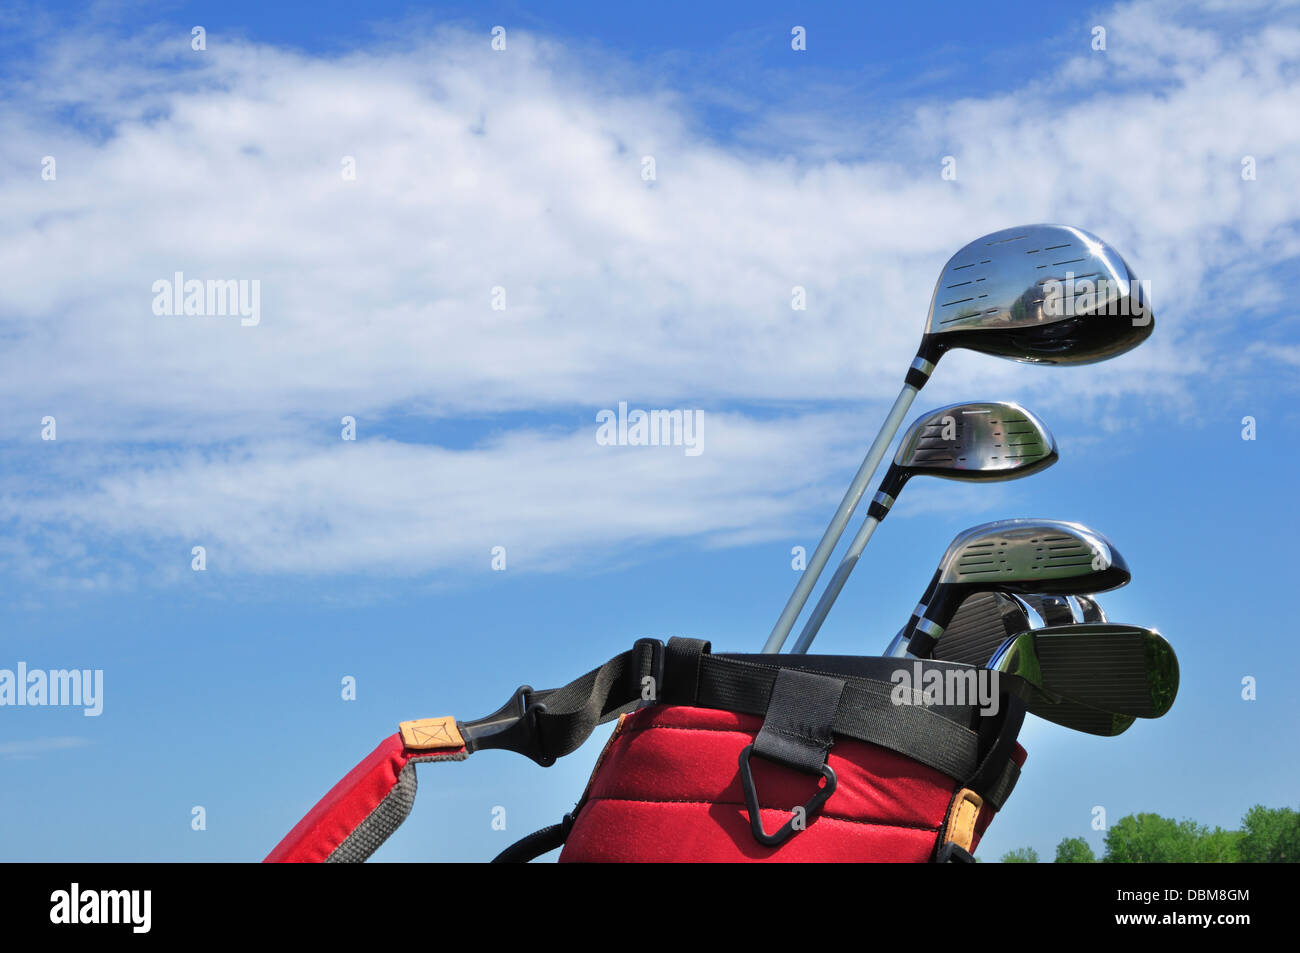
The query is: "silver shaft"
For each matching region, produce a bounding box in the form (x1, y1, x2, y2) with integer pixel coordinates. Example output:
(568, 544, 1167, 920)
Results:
(882, 627, 912, 658)
(761, 383, 919, 653)
(789, 516, 880, 653)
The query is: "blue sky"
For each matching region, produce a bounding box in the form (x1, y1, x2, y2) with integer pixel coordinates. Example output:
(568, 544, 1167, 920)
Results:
(1, 0, 1298, 862)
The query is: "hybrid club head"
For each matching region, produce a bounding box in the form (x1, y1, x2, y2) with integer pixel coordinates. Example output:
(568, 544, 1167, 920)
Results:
(909, 224, 1153, 384)
(904, 519, 1131, 657)
(867, 401, 1058, 522)
(988, 624, 1179, 719)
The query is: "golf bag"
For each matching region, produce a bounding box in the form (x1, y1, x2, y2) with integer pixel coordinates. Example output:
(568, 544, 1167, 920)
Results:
(265, 637, 1027, 863)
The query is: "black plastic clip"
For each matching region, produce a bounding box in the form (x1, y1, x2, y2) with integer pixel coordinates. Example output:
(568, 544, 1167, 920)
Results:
(738, 744, 837, 848)
(935, 842, 976, 864)
(459, 684, 555, 767)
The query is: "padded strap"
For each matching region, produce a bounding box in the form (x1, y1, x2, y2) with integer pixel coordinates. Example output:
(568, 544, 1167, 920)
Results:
(263, 733, 467, 863)
(463, 640, 987, 780)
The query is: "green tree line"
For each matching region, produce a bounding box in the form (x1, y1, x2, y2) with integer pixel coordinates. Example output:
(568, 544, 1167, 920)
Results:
(997, 804, 1299, 863)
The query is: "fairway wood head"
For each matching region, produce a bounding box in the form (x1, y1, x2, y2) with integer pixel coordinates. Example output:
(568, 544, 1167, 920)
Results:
(906, 519, 1131, 657)
(893, 401, 1057, 481)
(915, 225, 1153, 372)
(943, 519, 1131, 593)
(867, 401, 1058, 524)
(988, 624, 1179, 719)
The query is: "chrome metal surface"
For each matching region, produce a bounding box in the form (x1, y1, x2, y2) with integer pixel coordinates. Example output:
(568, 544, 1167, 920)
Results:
(1074, 594, 1107, 623)
(1018, 593, 1077, 626)
(927, 225, 1146, 334)
(988, 623, 1179, 719)
(891, 401, 1057, 481)
(923, 224, 1153, 365)
(929, 591, 1033, 666)
(941, 518, 1129, 591)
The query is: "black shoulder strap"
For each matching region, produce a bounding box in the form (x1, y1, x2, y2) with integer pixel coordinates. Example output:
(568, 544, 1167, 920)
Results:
(460, 638, 990, 784)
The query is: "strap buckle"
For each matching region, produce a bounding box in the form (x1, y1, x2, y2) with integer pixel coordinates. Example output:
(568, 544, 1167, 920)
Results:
(738, 744, 837, 847)
(935, 842, 976, 863)
(459, 684, 555, 767)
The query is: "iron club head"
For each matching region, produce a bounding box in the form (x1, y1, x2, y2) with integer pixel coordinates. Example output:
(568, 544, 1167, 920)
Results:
(988, 623, 1180, 720)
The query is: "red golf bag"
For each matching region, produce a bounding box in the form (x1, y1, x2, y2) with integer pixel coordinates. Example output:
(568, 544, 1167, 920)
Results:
(265, 638, 1027, 863)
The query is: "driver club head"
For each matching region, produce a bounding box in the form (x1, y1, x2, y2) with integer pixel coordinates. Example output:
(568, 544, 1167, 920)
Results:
(914, 224, 1154, 374)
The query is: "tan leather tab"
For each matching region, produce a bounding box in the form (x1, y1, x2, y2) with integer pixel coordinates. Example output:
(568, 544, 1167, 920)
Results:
(942, 787, 985, 852)
(400, 716, 465, 751)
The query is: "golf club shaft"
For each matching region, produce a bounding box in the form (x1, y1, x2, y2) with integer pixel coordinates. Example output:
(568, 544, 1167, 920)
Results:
(760, 383, 919, 653)
(788, 515, 880, 653)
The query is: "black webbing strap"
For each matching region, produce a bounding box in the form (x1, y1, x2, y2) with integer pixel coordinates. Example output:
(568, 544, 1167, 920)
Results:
(928, 691, 1029, 862)
(491, 814, 574, 863)
(752, 668, 845, 773)
(963, 691, 1027, 798)
(741, 668, 846, 846)
(694, 654, 980, 781)
(459, 638, 989, 786)
(663, 637, 709, 701)
(986, 756, 1022, 810)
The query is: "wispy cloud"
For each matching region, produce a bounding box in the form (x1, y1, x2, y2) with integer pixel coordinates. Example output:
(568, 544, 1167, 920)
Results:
(0, 737, 91, 759)
(0, 0, 1297, 581)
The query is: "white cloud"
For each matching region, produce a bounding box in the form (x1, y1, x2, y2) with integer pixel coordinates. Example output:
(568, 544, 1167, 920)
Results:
(0, 1, 1296, 580)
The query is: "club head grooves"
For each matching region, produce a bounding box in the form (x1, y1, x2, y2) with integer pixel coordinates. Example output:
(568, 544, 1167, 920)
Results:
(989, 624, 1179, 719)
(921, 224, 1154, 366)
(892, 401, 1058, 483)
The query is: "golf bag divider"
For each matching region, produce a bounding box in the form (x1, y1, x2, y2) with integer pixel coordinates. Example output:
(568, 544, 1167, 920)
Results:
(264, 637, 1027, 863)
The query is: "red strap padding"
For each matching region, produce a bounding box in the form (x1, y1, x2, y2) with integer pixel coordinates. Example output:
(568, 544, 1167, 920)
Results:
(264, 733, 467, 863)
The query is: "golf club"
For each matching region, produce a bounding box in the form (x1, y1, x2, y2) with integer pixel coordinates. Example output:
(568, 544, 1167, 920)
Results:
(920, 591, 1109, 667)
(788, 401, 1057, 654)
(761, 224, 1154, 653)
(988, 624, 1179, 719)
(884, 599, 1138, 736)
(895, 590, 1107, 662)
(892, 518, 1131, 659)
(1074, 593, 1107, 623)
(1018, 593, 1077, 626)
(924, 591, 1035, 666)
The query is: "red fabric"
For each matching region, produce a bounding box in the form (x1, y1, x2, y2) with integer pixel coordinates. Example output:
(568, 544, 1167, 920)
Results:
(264, 733, 413, 863)
(560, 705, 1025, 863)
